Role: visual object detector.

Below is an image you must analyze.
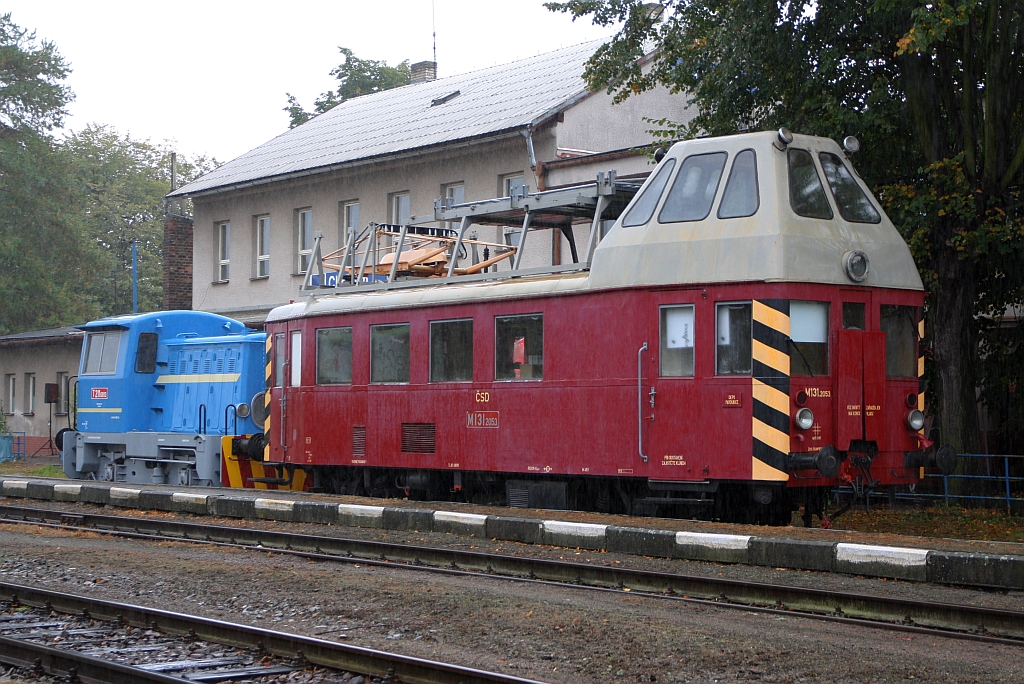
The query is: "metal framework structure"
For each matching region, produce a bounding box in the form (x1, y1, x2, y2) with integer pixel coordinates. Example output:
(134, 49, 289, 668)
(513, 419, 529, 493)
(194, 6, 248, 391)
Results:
(299, 171, 641, 295)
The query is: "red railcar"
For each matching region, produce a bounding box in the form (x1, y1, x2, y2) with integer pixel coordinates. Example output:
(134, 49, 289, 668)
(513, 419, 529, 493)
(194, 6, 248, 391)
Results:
(260, 131, 954, 524)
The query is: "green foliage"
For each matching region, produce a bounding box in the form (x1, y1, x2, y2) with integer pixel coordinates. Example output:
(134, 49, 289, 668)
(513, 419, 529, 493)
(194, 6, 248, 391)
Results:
(284, 47, 411, 128)
(0, 405, 9, 435)
(0, 13, 73, 131)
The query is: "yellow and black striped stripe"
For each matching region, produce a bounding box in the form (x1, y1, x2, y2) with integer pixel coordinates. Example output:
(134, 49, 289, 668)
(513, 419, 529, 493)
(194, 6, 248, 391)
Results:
(752, 299, 791, 481)
(917, 317, 926, 478)
(263, 334, 273, 462)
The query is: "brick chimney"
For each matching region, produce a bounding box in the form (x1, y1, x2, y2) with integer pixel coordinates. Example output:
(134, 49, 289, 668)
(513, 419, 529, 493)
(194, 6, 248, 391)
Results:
(410, 60, 437, 84)
(162, 214, 194, 310)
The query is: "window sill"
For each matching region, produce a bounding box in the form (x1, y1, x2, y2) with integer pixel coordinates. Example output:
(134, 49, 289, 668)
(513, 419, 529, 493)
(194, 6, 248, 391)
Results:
(55, 412, 68, 417)
(211, 279, 229, 285)
(22, 412, 34, 417)
(250, 275, 270, 281)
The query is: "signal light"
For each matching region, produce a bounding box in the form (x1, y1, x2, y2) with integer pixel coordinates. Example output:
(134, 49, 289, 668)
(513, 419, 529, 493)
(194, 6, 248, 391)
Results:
(795, 407, 814, 430)
(906, 409, 925, 431)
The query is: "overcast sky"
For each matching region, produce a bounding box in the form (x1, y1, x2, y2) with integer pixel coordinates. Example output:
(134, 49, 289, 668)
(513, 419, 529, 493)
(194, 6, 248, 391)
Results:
(7, 1, 616, 163)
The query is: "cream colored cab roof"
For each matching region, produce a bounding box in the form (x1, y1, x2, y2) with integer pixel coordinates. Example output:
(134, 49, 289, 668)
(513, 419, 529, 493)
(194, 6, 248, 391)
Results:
(588, 131, 923, 292)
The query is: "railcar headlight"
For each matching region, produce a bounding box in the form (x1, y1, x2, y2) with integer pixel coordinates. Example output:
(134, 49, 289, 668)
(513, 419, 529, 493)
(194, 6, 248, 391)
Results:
(843, 250, 870, 282)
(795, 407, 814, 430)
(906, 409, 925, 431)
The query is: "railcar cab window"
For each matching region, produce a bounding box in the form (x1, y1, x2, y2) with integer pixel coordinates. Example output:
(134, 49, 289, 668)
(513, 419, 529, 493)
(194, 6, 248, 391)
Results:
(430, 319, 473, 382)
(658, 152, 727, 223)
(620, 158, 676, 227)
(273, 333, 286, 387)
(371, 324, 410, 383)
(788, 149, 833, 219)
(82, 331, 123, 375)
(718, 149, 759, 219)
(789, 301, 829, 375)
(818, 153, 881, 223)
(316, 327, 353, 385)
(716, 303, 752, 375)
(881, 305, 918, 378)
(842, 302, 866, 330)
(495, 314, 543, 381)
(660, 305, 695, 377)
(134, 333, 158, 374)
(289, 331, 302, 386)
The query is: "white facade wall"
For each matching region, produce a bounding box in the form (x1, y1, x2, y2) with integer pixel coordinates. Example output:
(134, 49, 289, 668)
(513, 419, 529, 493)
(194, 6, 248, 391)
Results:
(0, 337, 81, 439)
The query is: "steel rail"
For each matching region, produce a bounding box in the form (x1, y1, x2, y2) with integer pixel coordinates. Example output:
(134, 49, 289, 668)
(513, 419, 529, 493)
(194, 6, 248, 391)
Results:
(0, 633, 186, 684)
(3, 504, 1024, 644)
(0, 581, 547, 684)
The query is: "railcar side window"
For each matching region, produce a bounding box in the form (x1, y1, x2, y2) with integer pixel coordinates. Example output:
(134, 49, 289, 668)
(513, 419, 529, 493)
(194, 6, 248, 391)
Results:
(495, 314, 543, 381)
(660, 305, 695, 377)
(430, 319, 473, 382)
(273, 333, 286, 387)
(316, 327, 353, 385)
(621, 159, 676, 228)
(134, 333, 158, 374)
(788, 149, 833, 219)
(82, 331, 122, 375)
(659, 152, 727, 223)
(880, 305, 918, 378)
(370, 324, 410, 383)
(716, 303, 752, 375)
(842, 303, 865, 330)
(289, 331, 302, 387)
(718, 149, 759, 219)
(790, 301, 829, 375)
(818, 153, 881, 223)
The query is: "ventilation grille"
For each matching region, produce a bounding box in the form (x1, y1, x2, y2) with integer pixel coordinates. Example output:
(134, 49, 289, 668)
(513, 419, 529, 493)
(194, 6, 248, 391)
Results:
(203, 358, 212, 373)
(168, 359, 177, 374)
(401, 423, 436, 453)
(215, 357, 224, 373)
(352, 425, 366, 457)
(508, 483, 530, 508)
(227, 357, 237, 373)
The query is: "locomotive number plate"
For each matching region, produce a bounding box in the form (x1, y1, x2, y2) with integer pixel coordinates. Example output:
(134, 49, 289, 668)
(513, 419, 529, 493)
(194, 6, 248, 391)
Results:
(467, 411, 499, 428)
(91, 388, 108, 399)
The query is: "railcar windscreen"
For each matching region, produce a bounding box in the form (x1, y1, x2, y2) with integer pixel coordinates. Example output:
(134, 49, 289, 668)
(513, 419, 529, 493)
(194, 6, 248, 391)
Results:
(495, 315, 543, 381)
(818, 153, 881, 223)
(134, 333, 158, 374)
(716, 303, 752, 375)
(880, 305, 918, 378)
(659, 152, 727, 223)
(842, 302, 865, 330)
(660, 305, 695, 377)
(621, 158, 676, 227)
(82, 331, 123, 375)
(788, 149, 833, 219)
(371, 324, 410, 383)
(273, 333, 286, 387)
(789, 301, 829, 376)
(718, 149, 759, 219)
(430, 319, 473, 382)
(316, 327, 353, 385)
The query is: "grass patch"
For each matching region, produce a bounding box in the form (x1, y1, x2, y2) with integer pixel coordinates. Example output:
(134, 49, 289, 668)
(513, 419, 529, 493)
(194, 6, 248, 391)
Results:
(830, 505, 1024, 543)
(0, 461, 66, 478)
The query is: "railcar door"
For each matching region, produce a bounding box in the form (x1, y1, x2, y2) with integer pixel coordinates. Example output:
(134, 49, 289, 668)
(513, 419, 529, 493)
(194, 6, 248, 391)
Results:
(834, 298, 885, 451)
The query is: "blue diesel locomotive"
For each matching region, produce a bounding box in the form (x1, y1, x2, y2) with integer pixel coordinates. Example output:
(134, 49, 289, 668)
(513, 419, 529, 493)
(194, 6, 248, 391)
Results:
(60, 311, 268, 486)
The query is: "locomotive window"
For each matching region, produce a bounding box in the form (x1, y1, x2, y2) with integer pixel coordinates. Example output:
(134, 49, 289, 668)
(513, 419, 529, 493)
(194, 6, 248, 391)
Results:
(370, 324, 410, 384)
(430, 319, 474, 383)
(790, 301, 829, 376)
(658, 152, 727, 223)
(660, 305, 695, 377)
(134, 333, 158, 374)
(316, 327, 353, 385)
(880, 305, 918, 378)
(716, 303, 752, 376)
(495, 314, 543, 381)
(788, 149, 833, 219)
(819, 153, 881, 223)
(717, 149, 759, 219)
(621, 158, 676, 228)
(842, 302, 865, 330)
(82, 331, 122, 375)
(289, 331, 302, 386)
(273, 333, 286, 387)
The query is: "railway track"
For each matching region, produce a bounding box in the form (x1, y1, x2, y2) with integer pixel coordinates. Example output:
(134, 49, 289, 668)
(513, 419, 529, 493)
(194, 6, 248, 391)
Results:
(0, 582, 546, 684)
(2, 503, 1023, 648)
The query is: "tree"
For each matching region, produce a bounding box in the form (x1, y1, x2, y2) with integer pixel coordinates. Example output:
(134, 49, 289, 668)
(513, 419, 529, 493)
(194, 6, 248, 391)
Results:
(547, 0, 1024, 454)
(284, 47, 410, 128)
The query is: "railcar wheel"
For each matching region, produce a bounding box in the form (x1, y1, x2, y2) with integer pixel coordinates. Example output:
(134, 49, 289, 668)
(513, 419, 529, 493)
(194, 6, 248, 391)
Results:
(55, 428, 73, 452)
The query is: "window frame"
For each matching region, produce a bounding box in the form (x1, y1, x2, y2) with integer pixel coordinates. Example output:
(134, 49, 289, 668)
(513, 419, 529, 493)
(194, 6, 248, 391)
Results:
(880, 304, 919, 379)
(715, 301, 753, 377)
(82, 331, 123, 376)
(390, 192, 411, 226)
(494, 313, 544, 382)
(717, 148, 760, 219)
(429, 318, 474, 383)
(216, 221, 230, 282)
(789, 300, 830, 376)
(255, 215, 270, 278)
(315, 326, 354, 386)
(657, 151, 729, 224)
(289, 330, 302, 387)
(787, 148, 834, 220)
(134, 333, 159, 374)
(621, 158, 677, 228)
(24, 373, 35, 414)
(5, 374, 15, 415)
(296, 208, 313, 274)
(501, 173, 525, 198)
(659, 304, 696, 378)
(56, 372, 69, 415)
(818, 152, 882, 224)
(340, 200, 359, 247)
(442, 183, 465, 230)
(273, 333, 286, 387)
(370, 323, 411, 384)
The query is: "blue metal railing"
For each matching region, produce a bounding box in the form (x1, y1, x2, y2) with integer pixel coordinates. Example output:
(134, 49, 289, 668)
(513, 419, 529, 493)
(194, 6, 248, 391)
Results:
(0, 432, 26, 463)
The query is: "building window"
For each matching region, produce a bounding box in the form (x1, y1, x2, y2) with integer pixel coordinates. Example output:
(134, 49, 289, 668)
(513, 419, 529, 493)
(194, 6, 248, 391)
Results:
(316, 327, 353, 385)
(660, 305, 695, 377)
(255, 215, 270, 277)
(495, 314, 543, 381)
(4, 374, 14, 415)
(24, 373, 35, 414)
(341, 201, 360, 246)
(716, 303, 752, 376)
(217, 222, 230, 281)
(371, 324, 410, 383)
(391, 193, 411, 226)
(790, 301, 829, 376)
(56, 372, 69, 415)
(83, 331, 122, 375)
(443, 183, 465, 230)
(297, 209, 313, 274)
(273, 333, 286, 387)
(430, 319, 473, 382)
(502, 173, 525, 198)
(289, 331, 302, 387)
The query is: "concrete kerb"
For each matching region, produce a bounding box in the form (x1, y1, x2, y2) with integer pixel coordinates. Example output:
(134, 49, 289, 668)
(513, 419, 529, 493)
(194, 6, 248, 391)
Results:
(51, 483, 82, 502)
(254, 498, 296, 522)
(433, 511, 488, 538)
(170, 492, 211, 515)
(383, 507, 434, 532)
(542, 520, 607, 550)
(834, 543, 929, 582)
(294, 501, 339, 525)
(927, 551, 1024, 590)
(210, 496, 257, 519)
(486, 516, 543, 544)
(78, 484, 110, 505)
(338, 504, 385, 528)
(748, 537, 836, 572)
(673, 531, 751, 564)
(137, 490, 176, 512)
(26, 481, 54, 500)
(606, 526, 677, 557)
(0, 480, 28, 498)
(107, 487, 142, 507)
